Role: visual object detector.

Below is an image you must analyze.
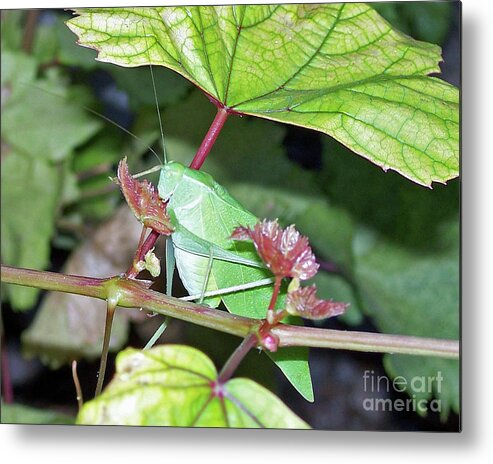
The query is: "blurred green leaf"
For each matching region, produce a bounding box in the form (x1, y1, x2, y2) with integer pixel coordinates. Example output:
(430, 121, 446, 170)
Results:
(110, 66, 190, 111)
(77, 345, 309, 428)
(353, 222, 459, 416)
(2, 72, 101, 162)
(59, 159, 79, 206)
(0, 51, 106, 309)
(373, 2, 453, 45)
(354, 226, 459, 338)
(310, 272, 363, 326)
(321, 136, 459, 251)
(1, 50, 37, 95)
(69, 134, 123, 219)
(383, 354, 459, 420)
(32, 21, 59, 64)
(0, 10, 24, 52)
(1, 402, 74, 424)
(72, 133, 122, 173)
(1, 155, 60, 309)
(295, 201, 355, 275)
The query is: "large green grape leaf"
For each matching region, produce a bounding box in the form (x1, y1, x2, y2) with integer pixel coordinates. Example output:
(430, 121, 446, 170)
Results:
(77, 345, 309, 428)
(67, 4, 459, 186)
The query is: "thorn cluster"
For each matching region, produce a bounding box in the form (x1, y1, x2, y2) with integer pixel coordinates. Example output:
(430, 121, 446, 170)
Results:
(117, 158, 174, 236)
(231, 219, 319, 280)
(232, 219, 348, 324)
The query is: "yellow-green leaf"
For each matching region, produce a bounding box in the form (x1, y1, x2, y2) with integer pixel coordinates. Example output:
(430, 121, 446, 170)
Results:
(67, 4, 459, 186)
(77, 345, 309, 428)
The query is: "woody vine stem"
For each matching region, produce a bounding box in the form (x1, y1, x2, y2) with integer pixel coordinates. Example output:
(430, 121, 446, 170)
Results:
(1, 265, 459, 360)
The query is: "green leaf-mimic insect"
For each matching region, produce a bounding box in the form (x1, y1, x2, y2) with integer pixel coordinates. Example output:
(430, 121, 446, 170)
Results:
(158, 161, 313, 401)
(158, 162, 270, 310)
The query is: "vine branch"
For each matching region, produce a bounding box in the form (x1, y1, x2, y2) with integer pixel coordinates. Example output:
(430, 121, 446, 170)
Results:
(189, 107, 229, 170)
(1, 265, 459, 359)
(218, 332, 258, 383)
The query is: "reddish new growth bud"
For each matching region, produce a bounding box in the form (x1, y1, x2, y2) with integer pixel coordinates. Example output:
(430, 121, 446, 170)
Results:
(117, 158, 174, 236)
(260, 333, 279, 352)
(231, 220, 319, 280)
(286, 285, 348, 320)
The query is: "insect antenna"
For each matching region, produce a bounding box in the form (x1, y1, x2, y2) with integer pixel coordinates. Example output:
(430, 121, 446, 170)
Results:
(84, 103, 163, 166)
(142, 22, 169, 165)
(148, 61, 168, 165)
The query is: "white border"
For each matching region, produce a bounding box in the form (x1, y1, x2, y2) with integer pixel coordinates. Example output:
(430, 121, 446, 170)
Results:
(2, 0, 493, 462)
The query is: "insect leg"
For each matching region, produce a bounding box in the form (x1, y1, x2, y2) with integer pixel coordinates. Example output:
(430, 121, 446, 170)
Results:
(198, 247, 215, 305)
(180, 277, 274, 301)
(144, 237, 175, 350)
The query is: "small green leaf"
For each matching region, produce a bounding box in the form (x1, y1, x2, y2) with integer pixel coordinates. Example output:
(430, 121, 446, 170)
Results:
(77, 345, 309, 428)
(68, 4, 459, 185)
